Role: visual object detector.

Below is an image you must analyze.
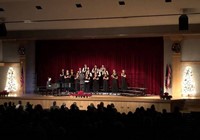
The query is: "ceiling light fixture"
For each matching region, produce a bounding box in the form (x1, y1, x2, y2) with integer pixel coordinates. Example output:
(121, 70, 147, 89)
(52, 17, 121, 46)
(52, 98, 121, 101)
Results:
(76, 3, 82, 8)
(165, 0, 172, 3)
(36, 6, 42, 10)
(119, 1, 125, 5)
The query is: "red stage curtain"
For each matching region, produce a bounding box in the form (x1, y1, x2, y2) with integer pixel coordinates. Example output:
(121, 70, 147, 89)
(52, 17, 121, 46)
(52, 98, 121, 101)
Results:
(36, 37, 163, 95)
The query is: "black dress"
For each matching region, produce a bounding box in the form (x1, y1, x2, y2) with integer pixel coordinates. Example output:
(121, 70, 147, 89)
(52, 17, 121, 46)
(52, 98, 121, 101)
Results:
(59, 74, 65, 92)
(84, 76, 90, 92)
(103, 76, 109, 92)
(93, 77, 99, 92)
(70, 74, 75, 91)
(75, 76, 80, 91)
(111, 74, 118, 92)
(121, 76, 127, 90)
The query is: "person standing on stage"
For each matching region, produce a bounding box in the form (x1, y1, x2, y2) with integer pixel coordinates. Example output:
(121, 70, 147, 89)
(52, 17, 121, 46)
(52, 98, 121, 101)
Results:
(84, 70, 90, 92)
(64, 69, 70, 91)
(99, 64, 106, 89)
(79, 69, 85, 91)
(59, 68, 65, 92)
(70, 69, 75, 92)
(74, 71, 80, 91)
(121, 69, 128, 90)
(78, 67, 82, 74)
(82, 64, 89, 74)
(46, 77, 52, 89)
(103, 71, 109, 92)
(92, 64, 99, 75)
(104, 68, 109, 77)
(93, 72, 99, 93)
(111, 69, 118, 93)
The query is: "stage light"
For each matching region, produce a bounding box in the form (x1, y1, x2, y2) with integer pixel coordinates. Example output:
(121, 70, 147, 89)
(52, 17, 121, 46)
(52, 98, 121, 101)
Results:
(179, 14, 188, 30)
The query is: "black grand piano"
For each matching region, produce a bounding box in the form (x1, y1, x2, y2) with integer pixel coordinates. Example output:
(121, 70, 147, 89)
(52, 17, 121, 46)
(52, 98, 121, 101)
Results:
(36, 82, 60, 95)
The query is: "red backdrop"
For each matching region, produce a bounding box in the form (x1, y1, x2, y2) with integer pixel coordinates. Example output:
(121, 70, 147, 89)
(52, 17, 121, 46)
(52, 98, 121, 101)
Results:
(36, 37, 163, 95)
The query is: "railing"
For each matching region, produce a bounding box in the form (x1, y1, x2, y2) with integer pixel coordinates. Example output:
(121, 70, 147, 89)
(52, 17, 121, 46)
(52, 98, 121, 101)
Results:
(120, 87, 147, 96)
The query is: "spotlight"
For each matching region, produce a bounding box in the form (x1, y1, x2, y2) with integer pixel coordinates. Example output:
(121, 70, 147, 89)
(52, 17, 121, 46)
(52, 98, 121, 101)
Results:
(179, 14, 188, 30)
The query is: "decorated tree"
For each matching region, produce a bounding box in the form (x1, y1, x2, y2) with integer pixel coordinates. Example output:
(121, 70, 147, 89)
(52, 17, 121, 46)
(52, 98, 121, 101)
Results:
(5, 67, 18, 92)
(182, 66, 195, 96)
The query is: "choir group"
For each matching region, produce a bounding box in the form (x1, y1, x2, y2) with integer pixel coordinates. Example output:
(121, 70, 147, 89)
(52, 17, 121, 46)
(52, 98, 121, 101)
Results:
(49, 64, 128, 94)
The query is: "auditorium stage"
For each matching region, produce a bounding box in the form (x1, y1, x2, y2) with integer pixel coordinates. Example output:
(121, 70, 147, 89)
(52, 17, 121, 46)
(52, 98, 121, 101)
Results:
(0, 92, 200, 114)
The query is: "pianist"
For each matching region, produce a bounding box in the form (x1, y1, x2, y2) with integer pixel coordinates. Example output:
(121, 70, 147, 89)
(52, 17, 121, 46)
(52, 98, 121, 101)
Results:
(46, 77, 52, 89)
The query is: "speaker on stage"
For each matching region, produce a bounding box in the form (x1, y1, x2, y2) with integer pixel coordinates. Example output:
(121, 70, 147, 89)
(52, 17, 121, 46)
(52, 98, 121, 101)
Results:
(179, 14, 188, 30)
(0, 22, 7, 36)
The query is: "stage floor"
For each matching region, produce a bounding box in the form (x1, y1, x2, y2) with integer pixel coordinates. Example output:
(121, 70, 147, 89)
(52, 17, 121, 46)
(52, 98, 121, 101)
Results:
(1, 92, 200, 113)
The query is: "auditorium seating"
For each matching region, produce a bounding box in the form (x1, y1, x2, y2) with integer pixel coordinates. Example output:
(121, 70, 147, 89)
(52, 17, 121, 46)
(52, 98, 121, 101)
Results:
(0, 101, 198, 139)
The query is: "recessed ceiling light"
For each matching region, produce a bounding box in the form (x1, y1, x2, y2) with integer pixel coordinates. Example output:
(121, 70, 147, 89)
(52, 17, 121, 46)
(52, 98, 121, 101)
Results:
(76, 3, 82, 8)
(165, 0, 172, 2)
(0, 8, 5, 11)
(119, 1, 125, 5)
(36, 5, 42, 10)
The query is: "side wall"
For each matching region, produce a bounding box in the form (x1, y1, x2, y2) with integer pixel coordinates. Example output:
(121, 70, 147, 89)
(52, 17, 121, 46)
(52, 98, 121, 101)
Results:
(164, 36, 200, 97)
(0, 40, 36, 94)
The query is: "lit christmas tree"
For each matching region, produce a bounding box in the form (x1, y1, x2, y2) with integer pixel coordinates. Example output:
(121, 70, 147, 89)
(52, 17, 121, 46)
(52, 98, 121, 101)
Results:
(5, 67, 18, 92)
(182, 66, 196, 97)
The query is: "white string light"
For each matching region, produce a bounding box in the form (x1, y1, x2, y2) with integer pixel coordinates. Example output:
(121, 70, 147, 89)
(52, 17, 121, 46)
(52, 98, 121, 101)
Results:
(5, 67, 18, 92)
(182, 66, 196, 97)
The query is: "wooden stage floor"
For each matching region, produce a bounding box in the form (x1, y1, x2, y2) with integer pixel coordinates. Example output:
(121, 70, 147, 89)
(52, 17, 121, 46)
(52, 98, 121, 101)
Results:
(1, 92, 200, 114)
